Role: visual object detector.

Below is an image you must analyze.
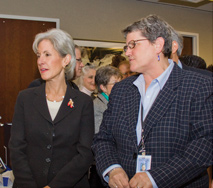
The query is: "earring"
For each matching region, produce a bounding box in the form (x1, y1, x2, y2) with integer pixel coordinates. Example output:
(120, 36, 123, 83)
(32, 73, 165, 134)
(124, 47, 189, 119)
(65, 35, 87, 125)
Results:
(158, 55, 160, 61)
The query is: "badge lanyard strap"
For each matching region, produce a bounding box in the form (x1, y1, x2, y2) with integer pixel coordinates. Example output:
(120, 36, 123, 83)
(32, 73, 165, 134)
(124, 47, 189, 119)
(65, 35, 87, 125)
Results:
(138, 89, 161, 156)
(139, 104, 146, 155)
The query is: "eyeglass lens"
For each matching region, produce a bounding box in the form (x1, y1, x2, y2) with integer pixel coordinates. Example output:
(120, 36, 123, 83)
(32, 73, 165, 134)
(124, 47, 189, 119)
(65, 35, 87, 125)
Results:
(76, 58, 82, 62)
(123, 40, 136, 52)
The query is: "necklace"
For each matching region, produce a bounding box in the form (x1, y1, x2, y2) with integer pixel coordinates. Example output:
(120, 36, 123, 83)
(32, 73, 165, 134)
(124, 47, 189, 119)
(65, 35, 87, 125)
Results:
(46, 94, 64, 102)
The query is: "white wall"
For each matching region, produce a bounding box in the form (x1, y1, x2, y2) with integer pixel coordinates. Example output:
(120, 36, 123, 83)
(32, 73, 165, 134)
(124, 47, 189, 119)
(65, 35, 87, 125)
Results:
(0, 0, 212, 65)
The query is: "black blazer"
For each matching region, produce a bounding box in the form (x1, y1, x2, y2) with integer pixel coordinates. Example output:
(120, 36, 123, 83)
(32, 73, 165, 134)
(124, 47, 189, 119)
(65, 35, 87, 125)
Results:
(9, 83, 94, 188)
(92, 64, 213, 188)
(182, 63, 212, 78)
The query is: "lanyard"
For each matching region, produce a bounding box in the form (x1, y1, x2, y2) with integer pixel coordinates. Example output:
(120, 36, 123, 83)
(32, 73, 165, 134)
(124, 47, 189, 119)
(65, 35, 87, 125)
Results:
(139, 104, 146, 155)
(138, 90, 161, 155)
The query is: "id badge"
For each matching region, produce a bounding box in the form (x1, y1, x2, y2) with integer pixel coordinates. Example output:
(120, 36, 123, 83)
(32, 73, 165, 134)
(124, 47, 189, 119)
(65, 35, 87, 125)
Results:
(136, 155, 152, 172)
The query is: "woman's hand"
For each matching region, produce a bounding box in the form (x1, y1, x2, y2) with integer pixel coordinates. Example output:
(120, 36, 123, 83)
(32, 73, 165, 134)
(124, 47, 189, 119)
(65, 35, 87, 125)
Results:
(129, 172, 153, 188)
(108, 167, 130, 188)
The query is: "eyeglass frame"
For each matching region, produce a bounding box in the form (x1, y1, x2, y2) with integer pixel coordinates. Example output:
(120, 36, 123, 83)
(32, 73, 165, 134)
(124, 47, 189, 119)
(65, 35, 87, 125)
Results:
(106, 81, 119, 86)
(76, 58, 82, 62)
(123, 39, 148, 52)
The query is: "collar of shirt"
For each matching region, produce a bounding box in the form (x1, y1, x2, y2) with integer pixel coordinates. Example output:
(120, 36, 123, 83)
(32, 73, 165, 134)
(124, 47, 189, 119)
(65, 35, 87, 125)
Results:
(168, 58, 182, 69)
(134, 59, 174, 95)
(80, 86, 93, 96)
(177, 59, 183, 69)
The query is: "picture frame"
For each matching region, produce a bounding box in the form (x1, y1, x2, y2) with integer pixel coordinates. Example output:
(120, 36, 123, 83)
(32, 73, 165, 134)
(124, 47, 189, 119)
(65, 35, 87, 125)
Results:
(74, 39, 126, 66)
(74, 39, 125, 48)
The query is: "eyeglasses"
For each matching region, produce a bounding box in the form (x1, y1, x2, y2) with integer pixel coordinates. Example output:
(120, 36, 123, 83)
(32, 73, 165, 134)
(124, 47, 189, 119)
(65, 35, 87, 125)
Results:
(123, 39, 148, 52)
(107, 81, 119, 85)
(76, 58, 82, 62)
(122, 71, 132, 76)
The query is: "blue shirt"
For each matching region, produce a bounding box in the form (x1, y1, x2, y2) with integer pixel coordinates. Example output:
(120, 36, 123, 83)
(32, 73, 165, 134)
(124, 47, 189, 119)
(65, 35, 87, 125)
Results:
(134, 60, 174, 144)
(177, 59, 183, 69)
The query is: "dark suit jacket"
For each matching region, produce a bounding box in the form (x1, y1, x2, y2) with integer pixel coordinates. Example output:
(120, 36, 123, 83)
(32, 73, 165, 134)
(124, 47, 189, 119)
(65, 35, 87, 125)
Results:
(9, 83, 94, 188)
(182, 63, 212, 78)
(92, 64, 213, 188)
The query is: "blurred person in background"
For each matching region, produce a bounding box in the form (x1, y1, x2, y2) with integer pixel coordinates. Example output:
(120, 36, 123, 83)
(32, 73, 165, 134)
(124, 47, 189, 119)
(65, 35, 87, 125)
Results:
(111, 54, 126, 68)
(90, 65, 122, 188)
(118, 60, 132, 79)
(93, 65, 122, 134)
(78, 65, 97, 98)
(169, 27, 212, 78)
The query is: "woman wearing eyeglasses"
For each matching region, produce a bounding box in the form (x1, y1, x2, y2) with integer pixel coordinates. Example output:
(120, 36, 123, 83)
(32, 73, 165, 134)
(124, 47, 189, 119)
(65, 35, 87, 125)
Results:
(92, 15, 212, 188)
(93, 65, 122, 134)
(73, 44, 84, 79)
(89, 65, 122, 188)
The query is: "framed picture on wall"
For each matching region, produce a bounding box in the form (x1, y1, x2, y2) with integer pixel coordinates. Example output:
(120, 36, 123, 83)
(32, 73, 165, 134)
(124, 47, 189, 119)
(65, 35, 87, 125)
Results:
(74, 39, 125, 67)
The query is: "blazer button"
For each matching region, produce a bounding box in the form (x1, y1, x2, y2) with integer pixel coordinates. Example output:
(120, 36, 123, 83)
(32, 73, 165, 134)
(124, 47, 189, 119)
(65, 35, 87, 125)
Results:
(46, 158, 51, 163)
(47, 145, 52, 149)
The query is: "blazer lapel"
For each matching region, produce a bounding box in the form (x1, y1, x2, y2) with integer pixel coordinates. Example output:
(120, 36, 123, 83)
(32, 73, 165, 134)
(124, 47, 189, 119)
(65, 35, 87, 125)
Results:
(143, 64, 182, 141)
(33, 83, 52, 123)
(33, 83, 78, 124)
(53, 85, 77, 124)
(97, 93, 108, 106)
(124, 83, 141, 149)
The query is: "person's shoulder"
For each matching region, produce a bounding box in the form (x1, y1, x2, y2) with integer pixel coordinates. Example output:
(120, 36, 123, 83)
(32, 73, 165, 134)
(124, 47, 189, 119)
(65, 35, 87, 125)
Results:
(93, 94, 100, 103)
(16, 86, 40, 102)
(28, 78, 44, 88)
(67, 80, 79, 90)
(115, 74, 140, 88)
(93, 97, 103, 108)
(182, 67, 212, 81)
(190, 67, 212, 78)
(93, 94, 106, 105)
(182, 63, 212, 78)
(69, 85, 92, 102)
(180, 66, 212, 90)
(109, 74, 140, 98)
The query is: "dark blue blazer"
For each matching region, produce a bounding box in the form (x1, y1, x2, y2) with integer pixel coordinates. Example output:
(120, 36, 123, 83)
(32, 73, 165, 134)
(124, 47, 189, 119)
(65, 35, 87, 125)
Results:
(182, 63, 212, 78)
(92, 64, 213, 188)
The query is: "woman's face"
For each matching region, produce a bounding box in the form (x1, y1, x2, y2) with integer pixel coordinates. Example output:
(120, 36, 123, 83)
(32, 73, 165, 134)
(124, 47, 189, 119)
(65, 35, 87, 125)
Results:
(101, 76, 121, 96)
(125, 31, 156, 74)
(83, 69, 96, 92)
(36, 39, 67, 81)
